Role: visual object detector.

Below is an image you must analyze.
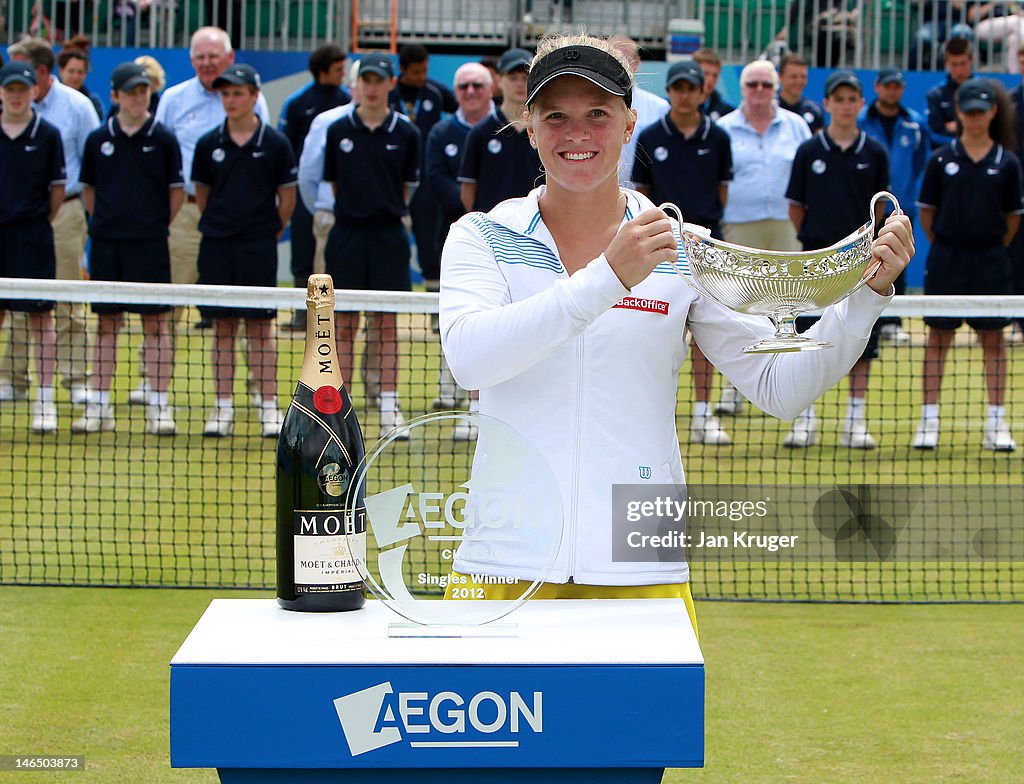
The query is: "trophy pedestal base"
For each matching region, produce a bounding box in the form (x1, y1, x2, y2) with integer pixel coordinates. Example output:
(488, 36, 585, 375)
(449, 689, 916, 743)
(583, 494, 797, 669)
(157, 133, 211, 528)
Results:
(743, 335, 833, 354)
(388, 622, 518, 638)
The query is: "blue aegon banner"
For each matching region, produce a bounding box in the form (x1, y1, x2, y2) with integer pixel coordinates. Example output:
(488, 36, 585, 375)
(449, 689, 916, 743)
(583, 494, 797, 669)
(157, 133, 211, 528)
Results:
(610, 485, 1024, 562)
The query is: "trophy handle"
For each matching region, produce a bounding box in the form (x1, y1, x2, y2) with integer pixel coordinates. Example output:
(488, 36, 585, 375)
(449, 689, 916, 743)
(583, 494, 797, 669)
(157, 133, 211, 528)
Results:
(850, 190, 903, 294)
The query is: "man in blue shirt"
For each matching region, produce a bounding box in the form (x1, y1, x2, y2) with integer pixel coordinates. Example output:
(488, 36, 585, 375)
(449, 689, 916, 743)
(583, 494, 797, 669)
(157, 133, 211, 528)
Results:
(1, 37, 99, 408)
(278, 44, 350, 330)
(859, 67, 929, 346)
(425, 62, 495, 438)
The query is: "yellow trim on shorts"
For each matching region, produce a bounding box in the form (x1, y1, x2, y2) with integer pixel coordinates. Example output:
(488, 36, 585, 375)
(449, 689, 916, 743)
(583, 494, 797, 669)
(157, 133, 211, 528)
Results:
(444, 572, 698, 639)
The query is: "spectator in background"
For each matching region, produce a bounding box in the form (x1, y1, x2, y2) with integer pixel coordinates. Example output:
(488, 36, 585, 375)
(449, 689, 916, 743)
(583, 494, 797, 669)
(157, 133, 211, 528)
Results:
(479, 56, 503, 105)
(783, 0, 858, 67)
(74, 62, 183, 436)
(973, 2, 1024, 74)
(608, 34, 668, 187)
(389, 45, 457, 300)
(323, 55, 420, 440)
(1, 37, 99, 408)
(776, 53, 823, 134)
(425, 62, 495, 440)
(631, 60, 734, 447)
(693, 48, 734, 121)
(914, 78, 1020, 451)
(717, 59, 811, 417)
(148, 26, 269, 405)
(459, 47, 541, 213)
(279, 44, 350, 331)
(908, 0, 974, 70)
(1008, 43, 1024, 345)
(135, 55, 166, 116)
(717, 60, 810, 251)
(926, 37, 975, 149)
(193, 64, 296, 439)
(0, 62, 65, 431)
(57, 36, 103, 120)
(784, 71, 890, 450)
(858, 67, 929, 346)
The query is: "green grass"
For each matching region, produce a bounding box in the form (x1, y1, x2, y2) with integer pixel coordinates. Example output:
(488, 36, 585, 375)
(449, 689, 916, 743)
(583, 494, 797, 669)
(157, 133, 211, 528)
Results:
(0, 311, 1022, 601)
(0, 587, 1021, 783)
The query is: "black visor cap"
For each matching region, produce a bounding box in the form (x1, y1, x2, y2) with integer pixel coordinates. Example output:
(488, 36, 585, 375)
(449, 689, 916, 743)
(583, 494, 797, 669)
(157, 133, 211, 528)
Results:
(525, 45, 632, 108)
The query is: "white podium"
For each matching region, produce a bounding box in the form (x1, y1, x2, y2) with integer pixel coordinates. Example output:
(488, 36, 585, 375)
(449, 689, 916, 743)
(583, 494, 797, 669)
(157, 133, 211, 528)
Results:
(170, 598, 704, 783)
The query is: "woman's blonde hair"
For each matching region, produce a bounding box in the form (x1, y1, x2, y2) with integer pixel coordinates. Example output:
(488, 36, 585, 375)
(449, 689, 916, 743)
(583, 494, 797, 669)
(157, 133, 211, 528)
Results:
(134, 55, 166, 93)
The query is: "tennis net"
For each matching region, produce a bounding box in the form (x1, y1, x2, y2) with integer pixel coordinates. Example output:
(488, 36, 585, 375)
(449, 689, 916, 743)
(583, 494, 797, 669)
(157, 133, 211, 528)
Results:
(0, 278, 1021, 602)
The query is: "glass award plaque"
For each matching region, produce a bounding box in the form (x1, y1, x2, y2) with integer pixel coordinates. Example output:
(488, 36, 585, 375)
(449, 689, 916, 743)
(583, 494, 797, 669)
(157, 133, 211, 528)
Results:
(345, 411, 563, 637)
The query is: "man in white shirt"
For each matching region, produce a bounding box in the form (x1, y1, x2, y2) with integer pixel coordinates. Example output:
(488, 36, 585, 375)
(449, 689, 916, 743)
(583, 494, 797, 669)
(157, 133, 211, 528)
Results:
(0, 38, 100, 407)
(608, 35, 668, 188)
(130, 26, 270, 404)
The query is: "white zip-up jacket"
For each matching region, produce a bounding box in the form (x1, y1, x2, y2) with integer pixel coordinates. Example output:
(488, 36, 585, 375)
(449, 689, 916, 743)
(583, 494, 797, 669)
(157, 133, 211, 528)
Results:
(440, 187, 892, 586)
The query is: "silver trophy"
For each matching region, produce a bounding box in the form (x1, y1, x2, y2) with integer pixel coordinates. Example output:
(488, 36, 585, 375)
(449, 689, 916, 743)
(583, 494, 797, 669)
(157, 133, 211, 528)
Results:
(664, 192, 901, 353)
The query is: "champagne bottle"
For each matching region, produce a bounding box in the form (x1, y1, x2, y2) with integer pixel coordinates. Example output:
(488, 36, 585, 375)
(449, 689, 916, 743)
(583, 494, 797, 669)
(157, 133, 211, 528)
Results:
(276, 275, 366, 611)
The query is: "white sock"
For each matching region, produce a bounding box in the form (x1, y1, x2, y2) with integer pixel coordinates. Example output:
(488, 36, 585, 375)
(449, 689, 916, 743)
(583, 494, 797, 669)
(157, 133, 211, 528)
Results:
(988, 406, 1005, 428)
(845, 396, 866, 422)
(216, 397, 233, 409)
(694, 401, 710, 419)
(37, 386, 54, 403)
(379, 391, 398, 413)
(797, 404, 815, 422)
(921, 403, 939, 421)
(151, 391, 169, 407)
(96, 390, 111, 407)
(261, 396, 277, 408)
(469, 398, 480, 413)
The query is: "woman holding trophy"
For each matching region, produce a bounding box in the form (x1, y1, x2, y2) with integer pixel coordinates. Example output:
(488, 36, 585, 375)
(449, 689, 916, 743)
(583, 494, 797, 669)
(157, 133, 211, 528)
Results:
(439, 34, 914, 632)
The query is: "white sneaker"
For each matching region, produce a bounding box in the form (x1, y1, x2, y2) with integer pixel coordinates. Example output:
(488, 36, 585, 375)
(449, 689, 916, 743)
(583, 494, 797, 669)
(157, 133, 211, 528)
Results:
(128, 380, 151, 405)
(251, 393, 263, 409)
(30, 400, 58, 433)
(879, 323, 911, 345)
(783, 416, 818, 448)
(714, 386, 746, 415)
(146, 405, 177, 436)
(203, 407, 234, 437)
(452, 419, 478, 442)
(839, 418, 877, 449)
(259, 403, 283, 438)
(379, 408, 410, 441)
(71, 403, 115, 433)
(70, 385, 91, 405)
(911, 418, 939, 450)
(690, 415, 732, 445)
(983, 422, 1016, 452)
(432, 395, 462, 410)
(1006, 324, 1023, 345)
(0, 383, 29, 402)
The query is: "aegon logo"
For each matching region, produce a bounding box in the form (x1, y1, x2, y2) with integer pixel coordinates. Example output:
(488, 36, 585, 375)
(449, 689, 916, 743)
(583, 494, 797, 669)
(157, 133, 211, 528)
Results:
(333, 682, 543, 756)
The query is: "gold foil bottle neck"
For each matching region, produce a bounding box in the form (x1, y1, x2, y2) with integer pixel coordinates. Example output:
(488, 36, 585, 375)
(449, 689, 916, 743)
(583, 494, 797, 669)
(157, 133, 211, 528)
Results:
(307, 274, 335, 310)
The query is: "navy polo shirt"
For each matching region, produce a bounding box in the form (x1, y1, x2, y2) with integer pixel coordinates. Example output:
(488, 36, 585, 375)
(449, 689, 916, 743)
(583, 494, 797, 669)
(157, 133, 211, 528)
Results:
(631, 113, 733, 226)
(0, 111, 65, 224)
(323, 109, 420, 222)
(279, 82, 351, 156)
(786, 130, 890, 249)
(778, 96, 825, 134)
(390, 78, 458, 146)
(192, 118, 298, 240)
(918, 140, 1024, 248)
(925, 74, 971, 147)
(426, 113, 474, 219)
(700, 91, 735, 123)
(80, 115, 183, 241)
(458, 108, 542, 212)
